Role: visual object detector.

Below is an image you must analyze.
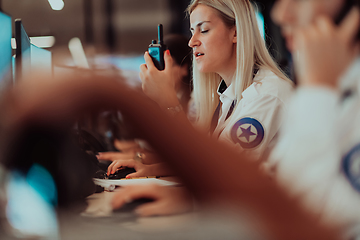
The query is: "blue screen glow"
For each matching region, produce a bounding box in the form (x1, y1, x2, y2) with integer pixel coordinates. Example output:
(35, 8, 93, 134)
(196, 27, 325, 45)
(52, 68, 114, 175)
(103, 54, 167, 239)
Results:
(31, 44, 52, 77)
(0, 12, 13, 87)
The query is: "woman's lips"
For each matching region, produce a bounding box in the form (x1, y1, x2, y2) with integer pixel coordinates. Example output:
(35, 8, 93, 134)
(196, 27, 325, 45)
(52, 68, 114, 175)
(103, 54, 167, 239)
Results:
(194, 51, 204, 59)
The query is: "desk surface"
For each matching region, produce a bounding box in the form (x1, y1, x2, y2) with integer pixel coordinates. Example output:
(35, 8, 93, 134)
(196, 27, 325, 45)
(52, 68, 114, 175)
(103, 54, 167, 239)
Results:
(57, 191, 260, 240)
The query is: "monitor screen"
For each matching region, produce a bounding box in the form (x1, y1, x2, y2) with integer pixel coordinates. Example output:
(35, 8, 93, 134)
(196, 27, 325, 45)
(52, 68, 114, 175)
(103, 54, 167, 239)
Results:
(15, 19, 31, 82)
(0, 11, 13, 88)
(255, 10, 265, 40)
(31, 44, 52, 78)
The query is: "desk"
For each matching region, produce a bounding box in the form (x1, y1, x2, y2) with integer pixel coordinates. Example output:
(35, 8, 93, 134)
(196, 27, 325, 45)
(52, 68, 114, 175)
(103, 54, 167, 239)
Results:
(57, 191, 258, 240)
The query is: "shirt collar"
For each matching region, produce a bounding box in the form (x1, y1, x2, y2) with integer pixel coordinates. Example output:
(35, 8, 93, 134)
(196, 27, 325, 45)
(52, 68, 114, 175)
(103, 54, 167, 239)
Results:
(216, 67, 262, 102)
(217, 80, 236, 102)
(241, 68, 265, 99)
(217, 80, 228, 94)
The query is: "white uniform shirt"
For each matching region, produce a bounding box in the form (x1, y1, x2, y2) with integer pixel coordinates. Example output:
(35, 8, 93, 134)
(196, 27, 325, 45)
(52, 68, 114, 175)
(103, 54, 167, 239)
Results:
(213, 68, 294, 159)
(269, 57, 360, 239)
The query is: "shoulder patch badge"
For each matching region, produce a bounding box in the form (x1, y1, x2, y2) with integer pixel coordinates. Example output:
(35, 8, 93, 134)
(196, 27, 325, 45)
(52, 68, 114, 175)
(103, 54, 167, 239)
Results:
(231, 117, 264, 149)
(343, 144, 360, 192)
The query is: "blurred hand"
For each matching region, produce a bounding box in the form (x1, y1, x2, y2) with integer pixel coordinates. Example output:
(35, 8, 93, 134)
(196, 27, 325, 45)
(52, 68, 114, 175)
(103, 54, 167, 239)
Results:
(139, 50, 180, 109)
(107, 160, 173, 178)
(112, 185, 193, 217)
(96, 151, 134, 162)
(293, 7, 360, 89)
(113, 139, 140, 152)
(98, 150, 163, 166)
(96, 140, 142, 162)
(107, 159, 149, 177)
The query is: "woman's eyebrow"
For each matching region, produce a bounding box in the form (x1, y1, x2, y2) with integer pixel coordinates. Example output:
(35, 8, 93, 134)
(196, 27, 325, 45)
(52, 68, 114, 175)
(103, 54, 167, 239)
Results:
(190, 21, 211, 31)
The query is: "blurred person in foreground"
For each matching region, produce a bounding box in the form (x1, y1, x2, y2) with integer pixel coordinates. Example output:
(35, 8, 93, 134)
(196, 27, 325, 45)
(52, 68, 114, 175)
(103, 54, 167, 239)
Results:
(266, 0, 360, 238)
(0, 72, 340, 240)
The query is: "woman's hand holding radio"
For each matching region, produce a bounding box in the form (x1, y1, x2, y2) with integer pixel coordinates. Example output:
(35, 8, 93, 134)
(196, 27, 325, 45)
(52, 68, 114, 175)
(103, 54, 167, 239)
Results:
(139, 50, 180, 110)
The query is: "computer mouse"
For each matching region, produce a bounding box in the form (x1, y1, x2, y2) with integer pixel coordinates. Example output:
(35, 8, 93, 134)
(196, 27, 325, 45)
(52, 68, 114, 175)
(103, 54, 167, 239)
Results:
(107, 167, 136, 179)
(93, 169, 107, 179)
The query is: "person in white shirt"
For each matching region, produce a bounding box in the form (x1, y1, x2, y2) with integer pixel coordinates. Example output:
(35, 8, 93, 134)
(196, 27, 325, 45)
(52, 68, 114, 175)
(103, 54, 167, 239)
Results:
(109, 0, 293, 217)
(215, 69, 292, 159)
(106, 0, 293, 178)
(140, 0, 293, 158)
(268, 0, 360, 238)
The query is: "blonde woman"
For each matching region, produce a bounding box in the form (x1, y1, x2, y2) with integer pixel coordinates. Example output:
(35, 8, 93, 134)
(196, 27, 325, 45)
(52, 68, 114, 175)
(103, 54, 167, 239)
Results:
(108, 0, 293, 176)
(141, 0, 293, 158)
(111, 0, 293, 215)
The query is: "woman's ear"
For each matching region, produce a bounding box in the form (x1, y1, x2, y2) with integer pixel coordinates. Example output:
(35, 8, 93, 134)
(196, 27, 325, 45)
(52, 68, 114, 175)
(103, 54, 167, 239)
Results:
(232, 28, 237, 43)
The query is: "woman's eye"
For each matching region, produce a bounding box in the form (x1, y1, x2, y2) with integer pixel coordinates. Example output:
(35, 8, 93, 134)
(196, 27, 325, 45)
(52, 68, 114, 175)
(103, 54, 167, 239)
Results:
(201, 30, 209, 34)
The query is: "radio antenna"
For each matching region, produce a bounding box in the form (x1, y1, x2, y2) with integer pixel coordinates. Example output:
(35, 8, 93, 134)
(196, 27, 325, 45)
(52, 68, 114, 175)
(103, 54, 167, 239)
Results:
(158, 24, 163, 45)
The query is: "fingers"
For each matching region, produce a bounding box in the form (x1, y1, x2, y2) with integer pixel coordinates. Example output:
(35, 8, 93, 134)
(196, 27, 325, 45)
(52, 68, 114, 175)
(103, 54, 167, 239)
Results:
(339, 7, 360, 44)
(315, 16, 333, 35)
(107, 159, 137, 175)
(135, 201, 166, 217)
(114, 139, 139, 151)
(107, 161, 119, 175)
(111, 185, 158, 209)
(139, 52, 152, 83)
(139, 63, 147, 73)
(314, 8, 360, 45)
(125, 163, 152, 178)
(111, 186, 137, 210)
(163, 50, 173, 71)
(140, 52, 157, 86)
(111, 191, 133, 210)
(143, 51, 172, 73)
(144, 51, 156, 70)
(97, 151, 133, 161)
(292, 11, 359, 88)
(111, 185, 192, 217)
(134, 186, 192, 217)
(125, 171, 143, 178)
(294, 12, 356, 51)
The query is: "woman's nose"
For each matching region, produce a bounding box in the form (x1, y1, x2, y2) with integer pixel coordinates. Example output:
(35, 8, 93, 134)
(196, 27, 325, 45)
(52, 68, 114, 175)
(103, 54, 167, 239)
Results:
(188, 34, 200, 48)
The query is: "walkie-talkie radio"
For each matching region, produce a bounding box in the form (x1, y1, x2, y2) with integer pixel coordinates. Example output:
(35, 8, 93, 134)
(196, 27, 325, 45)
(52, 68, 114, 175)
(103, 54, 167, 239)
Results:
(148, 24, 167, 70)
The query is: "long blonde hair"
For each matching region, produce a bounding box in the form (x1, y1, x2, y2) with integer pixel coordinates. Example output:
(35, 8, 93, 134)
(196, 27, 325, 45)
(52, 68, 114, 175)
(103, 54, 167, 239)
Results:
(187, 0, 290, 131)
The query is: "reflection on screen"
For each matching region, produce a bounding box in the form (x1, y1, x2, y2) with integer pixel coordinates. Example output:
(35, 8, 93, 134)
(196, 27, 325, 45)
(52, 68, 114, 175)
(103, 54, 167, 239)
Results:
(0, 11, 13, 88)
(31, 44, 52, 78)
(255, 10, 265, 40)
(20, 23, 31, 77)
(15, 19, 31, 81)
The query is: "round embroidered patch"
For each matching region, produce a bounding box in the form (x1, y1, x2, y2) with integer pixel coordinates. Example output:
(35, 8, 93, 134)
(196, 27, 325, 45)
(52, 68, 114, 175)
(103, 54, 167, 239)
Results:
(343, 144, 360, 192)
(231, 117, 264, 149)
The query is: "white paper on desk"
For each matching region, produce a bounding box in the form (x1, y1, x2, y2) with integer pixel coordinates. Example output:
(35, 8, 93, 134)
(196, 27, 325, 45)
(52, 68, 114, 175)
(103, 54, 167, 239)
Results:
(93, 178, 177, 189)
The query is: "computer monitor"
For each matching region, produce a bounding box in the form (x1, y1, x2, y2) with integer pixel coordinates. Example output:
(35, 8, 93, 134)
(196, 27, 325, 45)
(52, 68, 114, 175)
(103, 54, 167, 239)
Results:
(15, 19, 31, 82)
(31, 43, 53, 78)
(255, 10, 265, 40)
(15, 19, 53, 81)
(0, 11, 13, 89)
